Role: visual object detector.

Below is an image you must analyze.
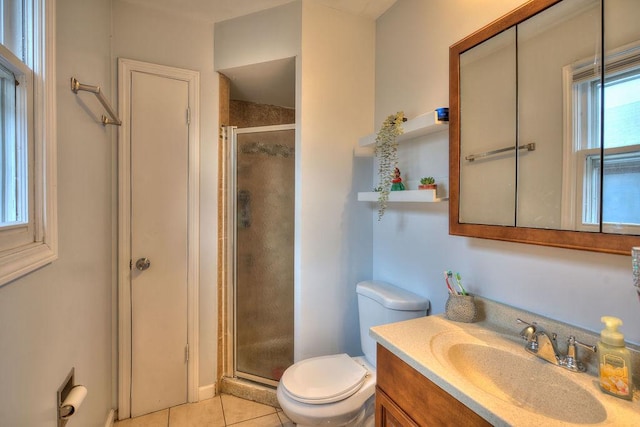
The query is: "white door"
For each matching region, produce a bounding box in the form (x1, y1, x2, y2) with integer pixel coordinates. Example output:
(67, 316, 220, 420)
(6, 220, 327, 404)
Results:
(129, 71, 189, 417)
(118, 58, 200, 420)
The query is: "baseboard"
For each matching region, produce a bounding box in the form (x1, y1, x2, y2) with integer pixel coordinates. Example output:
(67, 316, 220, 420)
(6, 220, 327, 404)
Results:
(199, 383, 216, 401)
(104, 409, 116, 427)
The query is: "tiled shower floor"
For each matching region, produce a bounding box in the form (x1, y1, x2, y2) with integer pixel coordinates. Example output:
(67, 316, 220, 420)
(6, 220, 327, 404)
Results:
(114, 394, 293, 427)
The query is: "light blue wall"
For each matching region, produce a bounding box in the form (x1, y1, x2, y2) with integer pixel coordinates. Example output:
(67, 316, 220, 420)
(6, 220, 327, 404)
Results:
(372, 0, 640, 344)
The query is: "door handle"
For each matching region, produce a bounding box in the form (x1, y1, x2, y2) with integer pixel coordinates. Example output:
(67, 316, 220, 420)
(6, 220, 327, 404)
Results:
(135, 257, 151, 271)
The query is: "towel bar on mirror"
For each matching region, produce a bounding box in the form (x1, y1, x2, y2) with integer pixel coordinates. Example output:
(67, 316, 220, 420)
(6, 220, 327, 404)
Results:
(465, 142, 535, 162)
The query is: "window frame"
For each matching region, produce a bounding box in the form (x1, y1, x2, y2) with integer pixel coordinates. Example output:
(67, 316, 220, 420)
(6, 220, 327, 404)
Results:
(580, 146, 640, 232)
(561, 40, 640, 235)
(0, 0, 57, 286)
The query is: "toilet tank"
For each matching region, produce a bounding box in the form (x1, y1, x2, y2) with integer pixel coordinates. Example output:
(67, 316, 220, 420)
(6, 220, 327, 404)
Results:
(356, 281, 430, 367)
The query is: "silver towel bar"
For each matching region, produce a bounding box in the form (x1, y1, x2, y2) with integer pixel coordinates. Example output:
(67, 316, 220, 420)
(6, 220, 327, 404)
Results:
(70, 77, 121, 126)
(465, 142, 535, 162)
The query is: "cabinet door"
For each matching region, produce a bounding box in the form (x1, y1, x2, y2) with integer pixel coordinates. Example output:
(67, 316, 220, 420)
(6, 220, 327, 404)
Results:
(377, 344, 491, 426)
(376, 387, 419, 427)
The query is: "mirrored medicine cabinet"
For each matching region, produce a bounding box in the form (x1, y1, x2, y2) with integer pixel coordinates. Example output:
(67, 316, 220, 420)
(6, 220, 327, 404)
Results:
(449, 0, 640, 255)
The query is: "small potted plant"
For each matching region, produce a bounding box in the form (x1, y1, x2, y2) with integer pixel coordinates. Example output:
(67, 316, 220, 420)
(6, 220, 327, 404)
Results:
(419, 177, 436, 190)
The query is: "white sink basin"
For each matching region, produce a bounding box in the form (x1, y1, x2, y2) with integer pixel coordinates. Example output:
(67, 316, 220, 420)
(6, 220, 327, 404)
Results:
(431, 330, 607, 424)
(371, 309, 640, 426)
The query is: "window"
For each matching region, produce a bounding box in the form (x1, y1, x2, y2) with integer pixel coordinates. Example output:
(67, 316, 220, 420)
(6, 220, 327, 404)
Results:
(0, 0, 56, 286)
(563, 42, 640, 234)
(0, 41, 33, 251)
(0, 61, 24, 225)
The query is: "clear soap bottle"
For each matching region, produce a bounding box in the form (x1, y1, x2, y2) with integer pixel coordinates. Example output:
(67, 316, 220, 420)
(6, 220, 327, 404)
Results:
(597, 316, 633, 400)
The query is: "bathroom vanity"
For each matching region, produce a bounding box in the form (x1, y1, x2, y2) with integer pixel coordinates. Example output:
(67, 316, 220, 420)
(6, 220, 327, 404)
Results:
(371, 298, 640, 426)
(376, 344, 489, 426)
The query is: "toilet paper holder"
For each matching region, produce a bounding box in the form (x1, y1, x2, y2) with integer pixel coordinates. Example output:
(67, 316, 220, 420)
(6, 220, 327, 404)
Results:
(57, 368, 87, 427)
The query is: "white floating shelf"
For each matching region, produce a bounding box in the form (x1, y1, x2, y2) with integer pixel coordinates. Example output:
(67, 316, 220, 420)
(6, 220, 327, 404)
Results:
(357, 190, 447, 203)
(358, 110, 449, 147)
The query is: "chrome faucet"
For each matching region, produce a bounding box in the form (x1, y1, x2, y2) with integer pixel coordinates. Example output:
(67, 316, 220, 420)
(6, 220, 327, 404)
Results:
(517, 318, 561, 365)
(516, 319, 596, 372)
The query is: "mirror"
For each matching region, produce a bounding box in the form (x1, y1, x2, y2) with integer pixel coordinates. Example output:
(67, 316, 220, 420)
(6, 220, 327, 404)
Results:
(449, 0, 640, 255)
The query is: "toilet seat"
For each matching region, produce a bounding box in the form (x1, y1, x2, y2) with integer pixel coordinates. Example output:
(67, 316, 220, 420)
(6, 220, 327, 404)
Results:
(280, 353, 368, 404)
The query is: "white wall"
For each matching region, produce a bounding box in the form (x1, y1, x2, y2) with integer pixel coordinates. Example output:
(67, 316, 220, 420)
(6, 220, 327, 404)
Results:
(297, 1, 375, 360)
(214, 2, 301, 71)
(112, 0, 219, 389)
(373, 0, 640, 344)
(214, 0, 375, 362)
(13, 2, 635, 424)
(0, 0, 114, 425)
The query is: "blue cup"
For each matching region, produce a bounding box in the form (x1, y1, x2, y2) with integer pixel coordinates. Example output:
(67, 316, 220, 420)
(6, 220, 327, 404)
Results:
(436, 107, 449, 122)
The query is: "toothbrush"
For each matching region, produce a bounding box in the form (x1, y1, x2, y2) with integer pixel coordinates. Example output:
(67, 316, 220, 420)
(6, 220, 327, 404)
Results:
(446, 270, 459, 295)
(454, 272, 467, 296)
(443, 271, 455, 294)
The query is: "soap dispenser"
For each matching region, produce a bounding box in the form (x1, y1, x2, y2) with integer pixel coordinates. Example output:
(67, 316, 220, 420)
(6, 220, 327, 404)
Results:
(597, 316, 633, 400)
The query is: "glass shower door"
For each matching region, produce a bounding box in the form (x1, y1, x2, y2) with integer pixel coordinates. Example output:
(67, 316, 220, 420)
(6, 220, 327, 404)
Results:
(232, 125, 295, 385)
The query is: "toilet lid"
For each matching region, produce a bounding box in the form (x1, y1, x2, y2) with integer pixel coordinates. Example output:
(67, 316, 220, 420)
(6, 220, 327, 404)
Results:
(281, 353, 368, 404)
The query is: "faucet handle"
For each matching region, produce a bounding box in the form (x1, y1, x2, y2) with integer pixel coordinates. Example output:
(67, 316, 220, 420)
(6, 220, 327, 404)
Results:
(516, 318, 534, 327)
(564, 336, 596, 372)
(568, 336, 597, 354)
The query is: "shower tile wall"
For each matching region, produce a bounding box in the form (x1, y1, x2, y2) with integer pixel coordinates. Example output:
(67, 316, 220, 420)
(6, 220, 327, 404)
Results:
(230, 100, 295, 128)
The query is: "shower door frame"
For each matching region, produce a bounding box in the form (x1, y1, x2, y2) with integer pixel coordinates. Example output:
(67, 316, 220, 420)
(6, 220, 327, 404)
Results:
(224, 124, 296, 388)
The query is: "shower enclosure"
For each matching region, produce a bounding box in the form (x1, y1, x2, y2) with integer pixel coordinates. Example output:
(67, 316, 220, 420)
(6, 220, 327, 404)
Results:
(227, 124, 295, 386)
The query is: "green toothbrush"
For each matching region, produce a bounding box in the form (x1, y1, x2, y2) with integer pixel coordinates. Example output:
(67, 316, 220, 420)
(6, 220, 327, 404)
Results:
(454, 272, 467, 295)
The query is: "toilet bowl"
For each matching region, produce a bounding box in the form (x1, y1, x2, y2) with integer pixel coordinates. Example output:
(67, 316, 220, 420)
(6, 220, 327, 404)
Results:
(277, 281, 429, 426)
(277, 355, 376, 427)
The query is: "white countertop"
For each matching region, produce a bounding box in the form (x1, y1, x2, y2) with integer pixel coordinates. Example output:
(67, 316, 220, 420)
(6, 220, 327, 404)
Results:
(371, 315, 640, 427)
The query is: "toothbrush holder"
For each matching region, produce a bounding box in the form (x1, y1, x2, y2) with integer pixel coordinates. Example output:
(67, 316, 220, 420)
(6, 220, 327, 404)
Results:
(445, 294, 478, 323)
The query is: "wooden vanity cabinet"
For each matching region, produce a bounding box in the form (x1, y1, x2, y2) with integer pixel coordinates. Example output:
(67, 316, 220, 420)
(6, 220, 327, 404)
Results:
(376, 344, 491, 427)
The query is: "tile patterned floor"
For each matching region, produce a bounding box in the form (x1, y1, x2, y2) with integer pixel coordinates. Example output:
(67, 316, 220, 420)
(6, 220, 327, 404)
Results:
(114, 394, 294, 427)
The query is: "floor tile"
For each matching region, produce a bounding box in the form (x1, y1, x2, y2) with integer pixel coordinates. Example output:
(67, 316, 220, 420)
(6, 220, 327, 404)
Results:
(228, 413, 282, 427)
(169, 396, 225, 427)
(276, 410, 294, 427)
(220, 394, 277, 425)
(114, 409, 169, 427)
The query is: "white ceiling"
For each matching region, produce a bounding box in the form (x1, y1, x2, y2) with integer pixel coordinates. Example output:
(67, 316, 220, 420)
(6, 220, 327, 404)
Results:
(221, 58, 297, 109)
(124, 0, 398, 108)
(125, 0, 397, 23)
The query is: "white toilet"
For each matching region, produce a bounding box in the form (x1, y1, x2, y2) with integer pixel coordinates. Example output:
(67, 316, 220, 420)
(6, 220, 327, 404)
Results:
(276, 280, 430, 426)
